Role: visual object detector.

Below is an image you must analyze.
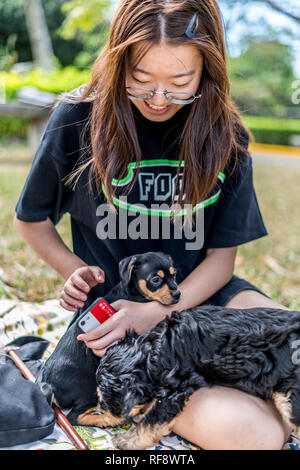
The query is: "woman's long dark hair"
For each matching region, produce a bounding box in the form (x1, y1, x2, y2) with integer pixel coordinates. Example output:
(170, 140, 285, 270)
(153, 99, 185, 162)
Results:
(61, 0, 252, 216)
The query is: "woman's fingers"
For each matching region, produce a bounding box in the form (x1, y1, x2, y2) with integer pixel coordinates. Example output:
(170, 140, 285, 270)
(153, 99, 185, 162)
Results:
(92, 348, 108, 358)
(60, 266, 106, 307)
(60, 271, 91, 309)
(61, 291, 85, 309)
(70, 273, 90, 293)
(82, 331, 121, 351)
(77, 312, 123, 342)
(77, 266, 105, 288)
(63, 283, 88, 303)
(88, 266, 105, 283)
(59, 265, 106, 313)
(77, 323, 112, 342)
(60, 297, 80, 312)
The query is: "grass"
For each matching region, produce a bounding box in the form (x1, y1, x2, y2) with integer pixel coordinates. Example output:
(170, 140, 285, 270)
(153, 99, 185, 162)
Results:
(0, 142, 299, 309)
(0, 142, 72, 303)
(244, 116, 300, 132)
(236, 162, 300, 310)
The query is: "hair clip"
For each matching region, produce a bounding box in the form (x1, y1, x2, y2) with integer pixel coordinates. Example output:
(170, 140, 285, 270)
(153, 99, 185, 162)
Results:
(184, 12, 199, 39)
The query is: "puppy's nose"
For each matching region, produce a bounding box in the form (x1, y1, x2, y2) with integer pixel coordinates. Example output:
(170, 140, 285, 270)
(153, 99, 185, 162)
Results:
(171, 291, 181, 302)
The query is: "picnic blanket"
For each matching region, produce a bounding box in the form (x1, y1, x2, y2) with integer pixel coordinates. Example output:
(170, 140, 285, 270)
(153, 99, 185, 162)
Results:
(0, 279, 299, 451)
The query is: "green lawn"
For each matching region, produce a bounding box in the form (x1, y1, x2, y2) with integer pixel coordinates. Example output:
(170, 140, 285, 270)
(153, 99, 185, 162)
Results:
(0, 142, 72, 302)
(0, 142, 299, 309)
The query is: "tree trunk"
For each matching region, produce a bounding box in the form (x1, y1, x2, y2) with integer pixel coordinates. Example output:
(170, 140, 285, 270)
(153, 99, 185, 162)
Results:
(24, 0, 56, 71)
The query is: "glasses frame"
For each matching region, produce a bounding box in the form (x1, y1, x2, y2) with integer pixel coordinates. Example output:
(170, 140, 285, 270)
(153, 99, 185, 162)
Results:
(126, 86, 202, 105)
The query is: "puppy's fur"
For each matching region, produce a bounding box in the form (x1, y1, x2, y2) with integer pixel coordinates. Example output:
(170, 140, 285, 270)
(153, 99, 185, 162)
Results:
(88, 305, 300, 450)
(39, 251, 180, 424)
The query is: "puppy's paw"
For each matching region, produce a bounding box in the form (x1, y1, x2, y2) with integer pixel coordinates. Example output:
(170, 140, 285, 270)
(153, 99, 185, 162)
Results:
(112, 431, 134, 450)
(113, 428, 146, 450)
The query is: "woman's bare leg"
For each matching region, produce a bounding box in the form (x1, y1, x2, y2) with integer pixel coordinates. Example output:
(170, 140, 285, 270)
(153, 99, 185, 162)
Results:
(225, 289, 289, 310)
(172, 386, 291, 450)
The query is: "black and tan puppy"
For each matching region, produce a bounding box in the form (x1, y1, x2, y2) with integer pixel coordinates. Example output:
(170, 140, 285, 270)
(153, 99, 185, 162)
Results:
(87, 305, 300, 450)
(39, 251, 180, 425)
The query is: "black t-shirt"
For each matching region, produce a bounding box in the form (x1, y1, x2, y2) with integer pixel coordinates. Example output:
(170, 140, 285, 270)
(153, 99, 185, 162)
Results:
(15, 100, 268, 305)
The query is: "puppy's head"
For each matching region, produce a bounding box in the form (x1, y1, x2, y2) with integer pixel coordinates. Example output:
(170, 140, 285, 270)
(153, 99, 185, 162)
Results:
(119, 252, 181, 305)
(95, 334, 156, 422)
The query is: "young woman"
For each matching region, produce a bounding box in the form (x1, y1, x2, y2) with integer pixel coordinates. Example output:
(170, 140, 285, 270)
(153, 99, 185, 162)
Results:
(14, 0, 291, 450)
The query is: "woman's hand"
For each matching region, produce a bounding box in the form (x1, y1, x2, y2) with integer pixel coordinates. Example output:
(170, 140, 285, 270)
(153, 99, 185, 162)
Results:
(60, 266, 105, 312)
(76, 299, 170, 357)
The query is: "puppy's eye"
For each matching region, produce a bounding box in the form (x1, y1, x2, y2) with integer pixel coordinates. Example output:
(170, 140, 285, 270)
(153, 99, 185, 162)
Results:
(151, 276, 162, 285)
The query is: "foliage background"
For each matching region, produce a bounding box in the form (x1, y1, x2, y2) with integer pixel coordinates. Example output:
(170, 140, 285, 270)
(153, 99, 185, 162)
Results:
(0, 0, 299, 143)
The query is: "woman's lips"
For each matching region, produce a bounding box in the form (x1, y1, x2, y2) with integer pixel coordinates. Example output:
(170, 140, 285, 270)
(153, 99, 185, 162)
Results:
(143, 100, 171, 115)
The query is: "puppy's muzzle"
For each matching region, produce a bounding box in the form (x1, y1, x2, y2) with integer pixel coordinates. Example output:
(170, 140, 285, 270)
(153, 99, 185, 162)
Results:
(171, 291, 181, 304)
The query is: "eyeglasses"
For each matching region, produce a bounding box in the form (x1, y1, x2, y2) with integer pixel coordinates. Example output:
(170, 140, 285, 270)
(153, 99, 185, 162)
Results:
(126, 86, 202, 105)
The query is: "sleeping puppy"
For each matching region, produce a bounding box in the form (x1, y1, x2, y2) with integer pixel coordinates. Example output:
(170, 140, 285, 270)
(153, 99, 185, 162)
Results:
(39, 251, 180, 425)
(84, 305, 300, 450)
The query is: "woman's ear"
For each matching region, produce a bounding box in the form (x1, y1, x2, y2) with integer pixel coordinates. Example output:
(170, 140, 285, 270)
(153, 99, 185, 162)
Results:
(119, 255, 138, 292)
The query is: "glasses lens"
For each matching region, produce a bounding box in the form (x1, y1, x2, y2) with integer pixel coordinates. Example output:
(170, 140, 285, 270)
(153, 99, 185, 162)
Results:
(127, 87, 153, 101)
(166, 92, 195, 104)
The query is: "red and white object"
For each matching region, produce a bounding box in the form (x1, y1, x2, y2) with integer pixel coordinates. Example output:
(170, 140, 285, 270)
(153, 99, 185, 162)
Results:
(78, 298, 116, 333)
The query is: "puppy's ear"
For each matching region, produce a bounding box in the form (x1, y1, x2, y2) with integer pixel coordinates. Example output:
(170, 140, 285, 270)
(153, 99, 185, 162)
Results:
(123, 386, 154, 419)
(123, 389, 140, 418)
(119, 255, 139, 292)
(157, 252, 173, 265)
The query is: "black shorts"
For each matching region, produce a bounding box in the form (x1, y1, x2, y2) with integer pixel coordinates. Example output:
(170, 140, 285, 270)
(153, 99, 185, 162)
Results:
(203, 275, 269, 307)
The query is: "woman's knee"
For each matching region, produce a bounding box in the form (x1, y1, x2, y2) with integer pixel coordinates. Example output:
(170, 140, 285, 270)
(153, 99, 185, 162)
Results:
(173, 387, 289, 450)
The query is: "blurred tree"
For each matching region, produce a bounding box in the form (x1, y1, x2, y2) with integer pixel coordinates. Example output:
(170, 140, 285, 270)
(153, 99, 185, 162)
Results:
(24, 0, 56, 70)
(0, 0, 99, 68)
(59, 0, 111, 38)
(58, 0, 111, 68)
(45, 0, 92, 67)
(222, 0, 299, 23)
(229, 37, 297, 117)
(218, 0, 299, 117)
(0, 0, 29, 64)
(0, 34, 18, 71)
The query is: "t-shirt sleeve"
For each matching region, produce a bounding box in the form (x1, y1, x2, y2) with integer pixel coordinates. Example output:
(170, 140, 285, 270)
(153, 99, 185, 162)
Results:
(206, 132, 268, 249)
(15, 102, 84, 225)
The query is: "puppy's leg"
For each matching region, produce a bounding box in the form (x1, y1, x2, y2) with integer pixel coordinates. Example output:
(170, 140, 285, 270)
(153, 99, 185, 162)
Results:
(113, 395, 189, 450)
(287, 385, 300, 440)
(272, 388, 300, 439)
(77, 406, 125, 428)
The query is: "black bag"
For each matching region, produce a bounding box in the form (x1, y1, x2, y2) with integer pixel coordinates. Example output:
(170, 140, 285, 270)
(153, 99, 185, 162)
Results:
(0, 336, 55, 448)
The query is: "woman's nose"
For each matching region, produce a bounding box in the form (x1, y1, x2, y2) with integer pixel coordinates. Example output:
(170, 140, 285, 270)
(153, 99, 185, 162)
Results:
(151, 91, 168, 106)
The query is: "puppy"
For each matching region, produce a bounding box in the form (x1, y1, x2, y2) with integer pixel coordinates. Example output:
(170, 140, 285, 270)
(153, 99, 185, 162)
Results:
(39, 251, 180, 425)
(87, 305, 300, 450)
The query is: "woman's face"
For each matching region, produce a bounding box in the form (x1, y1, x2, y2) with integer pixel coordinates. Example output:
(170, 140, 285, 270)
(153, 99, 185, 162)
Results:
(126, 42, 203, 122)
